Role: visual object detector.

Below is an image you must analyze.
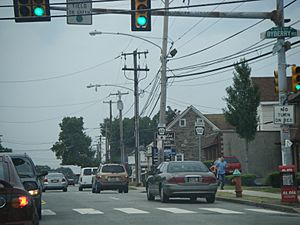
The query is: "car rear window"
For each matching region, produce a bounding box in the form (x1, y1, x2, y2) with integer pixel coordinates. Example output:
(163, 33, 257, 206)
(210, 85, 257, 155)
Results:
(224, 157, 239, 163)
(167, 162, 209, 173)
(101, 165, 125, 173)
(11, 157, 35, 178)
(83, 169, 92, 175)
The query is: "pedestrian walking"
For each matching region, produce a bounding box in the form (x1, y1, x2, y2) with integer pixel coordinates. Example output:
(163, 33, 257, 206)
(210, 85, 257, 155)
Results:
(215, 156, 227, 190)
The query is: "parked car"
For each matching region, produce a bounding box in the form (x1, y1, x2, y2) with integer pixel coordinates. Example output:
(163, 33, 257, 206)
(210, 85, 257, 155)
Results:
(66, 175, 75, 185)
(224, 156, 242, 175)
(146, 161, 218, 203)
(0, 154, 39, 225)
(43, 172, 68, 192)
(78, 167, 97, 191)
(92, 163, 129, 193)
(10, 153, 47, 220)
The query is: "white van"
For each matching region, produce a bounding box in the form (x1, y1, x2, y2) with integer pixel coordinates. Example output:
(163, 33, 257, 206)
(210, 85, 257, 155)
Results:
(78, 167, 97, 191)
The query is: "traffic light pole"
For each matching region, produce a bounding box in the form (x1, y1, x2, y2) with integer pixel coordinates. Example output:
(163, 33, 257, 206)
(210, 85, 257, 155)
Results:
(276, 0, 292, 165)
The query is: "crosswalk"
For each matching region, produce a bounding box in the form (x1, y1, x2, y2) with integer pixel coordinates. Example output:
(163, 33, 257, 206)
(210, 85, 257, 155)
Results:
(42, 207, 297, 216)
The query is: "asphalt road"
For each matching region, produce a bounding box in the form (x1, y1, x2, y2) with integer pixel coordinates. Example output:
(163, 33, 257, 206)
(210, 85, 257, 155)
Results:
(40, 185, 299, 225)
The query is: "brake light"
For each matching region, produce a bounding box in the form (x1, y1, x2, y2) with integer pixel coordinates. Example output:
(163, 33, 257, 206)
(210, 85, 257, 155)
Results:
(167, 177, 185, 184)
(11, 196, 29, 208)
(43, 178, 48, 183)
(202, 176, 217, 184)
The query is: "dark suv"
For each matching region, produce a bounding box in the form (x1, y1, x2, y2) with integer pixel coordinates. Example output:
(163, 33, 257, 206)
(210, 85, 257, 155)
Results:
(10, 153, 47, 220)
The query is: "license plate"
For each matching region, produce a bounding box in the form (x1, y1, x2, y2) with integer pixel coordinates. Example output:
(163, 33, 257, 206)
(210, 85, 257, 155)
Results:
(51, 179, 59, 183)
(108, 177, 119, 181)
(187, 177, 200, 183)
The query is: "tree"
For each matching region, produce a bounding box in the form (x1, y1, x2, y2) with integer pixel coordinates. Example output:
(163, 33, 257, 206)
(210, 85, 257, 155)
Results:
(0, 143, 12, 153)
(223, 59, 260, 173)
(51, 117, 98, 167)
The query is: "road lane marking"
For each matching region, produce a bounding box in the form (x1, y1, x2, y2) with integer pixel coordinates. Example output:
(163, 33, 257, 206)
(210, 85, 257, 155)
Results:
(199, 208, 244, 214)
(42, 209, 56, 216)
(114, 208, 149, 214)
(245, 208, 290, 214)
(73, 208, 104, 214)
(157, 208, 196, 214)
(110, 197, 120, 200)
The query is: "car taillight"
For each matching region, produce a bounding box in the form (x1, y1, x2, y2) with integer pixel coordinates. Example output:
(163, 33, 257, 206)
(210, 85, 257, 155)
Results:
(11, 196, 29, 208)
(166, 177, 185, 184)
(43, 178, 48, 183)
(62, 178, 66, 183)
(202, 176, 217, 184)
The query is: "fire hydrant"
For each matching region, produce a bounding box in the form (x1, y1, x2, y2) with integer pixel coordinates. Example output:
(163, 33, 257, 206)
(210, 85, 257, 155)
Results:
(232, 169, 242, 197)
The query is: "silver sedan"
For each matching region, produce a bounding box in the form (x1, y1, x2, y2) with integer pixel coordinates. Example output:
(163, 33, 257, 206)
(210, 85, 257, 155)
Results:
(146, 161, 218, 203)
(43, 172, 68, 192)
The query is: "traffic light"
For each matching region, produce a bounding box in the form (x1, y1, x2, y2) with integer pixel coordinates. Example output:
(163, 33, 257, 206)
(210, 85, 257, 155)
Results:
(274, 70, 279, 94)
(14, 0, 51, 23)
(291, 65, 300, 93)
(131, 0, 151, 31)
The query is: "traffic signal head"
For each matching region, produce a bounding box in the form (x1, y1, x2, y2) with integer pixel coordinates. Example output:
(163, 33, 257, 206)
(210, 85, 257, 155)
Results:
(274, 70, 279, 94)
(131, 0, 151, 31)
(14, 0, 51, 23)
(291, 65, 300, 92)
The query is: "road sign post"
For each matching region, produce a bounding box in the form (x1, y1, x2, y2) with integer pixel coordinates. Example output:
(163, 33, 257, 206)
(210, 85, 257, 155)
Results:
(67, 0, 92, 25)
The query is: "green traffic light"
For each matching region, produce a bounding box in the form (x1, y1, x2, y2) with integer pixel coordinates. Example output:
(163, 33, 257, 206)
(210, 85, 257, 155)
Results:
(137, 16, 147, 26)
(34, 7, 45, 17)
(296, 84, 300, 91)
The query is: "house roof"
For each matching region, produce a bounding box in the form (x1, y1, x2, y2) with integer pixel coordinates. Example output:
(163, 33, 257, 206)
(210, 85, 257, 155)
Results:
(251, 76, 292, 102)
(204, 114, 235, 131)
(167, 105, 220, 131)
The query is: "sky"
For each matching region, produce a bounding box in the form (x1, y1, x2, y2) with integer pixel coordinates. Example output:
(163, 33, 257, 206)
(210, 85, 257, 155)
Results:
(0, 0, 299, 169)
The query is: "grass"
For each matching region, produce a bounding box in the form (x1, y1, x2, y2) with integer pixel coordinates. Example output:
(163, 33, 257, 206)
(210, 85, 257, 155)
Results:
(224, 185, 281, 193)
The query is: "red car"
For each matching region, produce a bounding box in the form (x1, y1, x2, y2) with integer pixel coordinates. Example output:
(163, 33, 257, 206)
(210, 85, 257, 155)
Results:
(224, 156, 242, 175)
(0, 154, 39, 225)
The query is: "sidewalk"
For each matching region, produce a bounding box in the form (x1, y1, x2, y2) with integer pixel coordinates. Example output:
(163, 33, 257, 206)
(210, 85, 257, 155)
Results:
(216, 189, 300, 214)
(131, 186, 300, 214)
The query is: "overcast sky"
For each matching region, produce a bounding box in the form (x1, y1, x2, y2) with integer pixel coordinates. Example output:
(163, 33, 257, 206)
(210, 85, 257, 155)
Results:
(0, 0, 299, 169)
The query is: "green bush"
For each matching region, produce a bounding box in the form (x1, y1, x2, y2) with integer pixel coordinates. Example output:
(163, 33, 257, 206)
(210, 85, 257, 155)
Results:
(265, 171, 281, 188)
(225, 173, 256, 186)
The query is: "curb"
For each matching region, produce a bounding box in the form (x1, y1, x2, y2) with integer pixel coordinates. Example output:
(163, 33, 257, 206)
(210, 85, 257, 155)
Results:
(216, 196, 300, 214)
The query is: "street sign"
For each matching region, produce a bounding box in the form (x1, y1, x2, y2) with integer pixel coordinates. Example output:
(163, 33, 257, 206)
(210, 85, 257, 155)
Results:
(274, 105, 295, 125)
(157, 126, 166, 135)
(195, 126, 205, 135)
(260, 27, 299, 39)
(67, 0, 92, 25)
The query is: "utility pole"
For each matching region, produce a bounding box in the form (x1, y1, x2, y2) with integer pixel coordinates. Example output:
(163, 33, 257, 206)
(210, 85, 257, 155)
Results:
(276, 0, 292, 165)
(110, 91, 129, 164)
(103, 100, 116, 162)
(122, 50, 149, 186)
(158, 0, 170, 165)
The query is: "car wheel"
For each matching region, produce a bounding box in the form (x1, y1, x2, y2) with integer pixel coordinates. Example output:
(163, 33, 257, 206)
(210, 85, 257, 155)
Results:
(118, 189, 122, 193)
(123, 185, 128, 193)
(160, 186, 169, 203)
(206, 194, 216, 203)
(63, 188, 67, 192)
(190, 196, 197, 201)
(79, 186, 83, 191)
(146, 187, 155, 201)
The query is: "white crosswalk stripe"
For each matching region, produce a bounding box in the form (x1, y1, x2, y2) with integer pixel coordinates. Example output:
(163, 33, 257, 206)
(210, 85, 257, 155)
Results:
(73, 208, 104, 214)
(42, 209, 56, 216)
(114, 208, 149, 214)
(157, 208, 196, 214)
(199, 208, 244, 214)
(245, 208, 290, 215)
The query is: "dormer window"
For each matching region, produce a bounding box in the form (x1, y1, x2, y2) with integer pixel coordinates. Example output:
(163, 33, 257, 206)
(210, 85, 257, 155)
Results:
(179, 119, 186, 127)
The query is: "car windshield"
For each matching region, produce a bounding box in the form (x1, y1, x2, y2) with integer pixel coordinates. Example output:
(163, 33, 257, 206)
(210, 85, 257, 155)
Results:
(102, 165, 125, 173)
(47, 173, 63, 178)
(83, 169, 92, 175)
(167, 162, 209, 173)
(11, 157, 35, 177)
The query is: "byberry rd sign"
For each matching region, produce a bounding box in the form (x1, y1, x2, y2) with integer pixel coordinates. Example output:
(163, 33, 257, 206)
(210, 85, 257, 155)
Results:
(67, 0, 92, 25)
(260, 27, 299, 39)
(273, 105, 295, 125)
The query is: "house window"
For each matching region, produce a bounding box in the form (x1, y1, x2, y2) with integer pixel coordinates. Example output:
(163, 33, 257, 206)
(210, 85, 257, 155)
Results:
(179, 119, 186, 127)
(175, 154, 184, 161)
(196, 118, 204, 125)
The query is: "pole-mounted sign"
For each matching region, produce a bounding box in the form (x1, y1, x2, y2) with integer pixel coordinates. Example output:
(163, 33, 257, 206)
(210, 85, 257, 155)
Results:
(67, 0, 92, 25)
